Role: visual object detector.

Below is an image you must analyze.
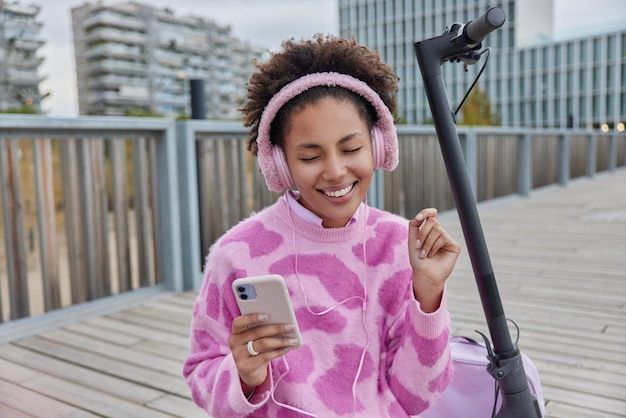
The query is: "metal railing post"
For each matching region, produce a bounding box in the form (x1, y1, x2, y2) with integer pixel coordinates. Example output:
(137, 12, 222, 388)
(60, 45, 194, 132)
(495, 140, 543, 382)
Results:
(518, 132, 532, 197)
(608, 132, 618, 173)
(586, 133, 597, 178)
(558, 131, 570, 186)
(176, 121, 203, 290)
(157, 125, 184, 292)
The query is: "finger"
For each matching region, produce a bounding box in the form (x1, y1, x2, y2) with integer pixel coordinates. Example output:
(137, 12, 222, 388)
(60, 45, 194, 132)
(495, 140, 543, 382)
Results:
(412, 209, 439, 244)
(247, 322, 298, 342)
(425, 232, 447, 258)
(230, 314, 270, 352)
(428, 233, 462, 259)
(415, 217, 442, 252)
(419, 224, 445, 257)
(410, 216, 432, 249)
(414, 208, 438, 226)
(232, 313, 269, 335)
(246, 336, 300, 357)
(234, 322, 298, 350)
(236, 336, 299, 387)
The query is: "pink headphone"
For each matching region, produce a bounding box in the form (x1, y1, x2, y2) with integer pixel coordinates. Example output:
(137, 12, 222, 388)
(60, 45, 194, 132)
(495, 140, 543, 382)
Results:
(256, 72, 399, 192)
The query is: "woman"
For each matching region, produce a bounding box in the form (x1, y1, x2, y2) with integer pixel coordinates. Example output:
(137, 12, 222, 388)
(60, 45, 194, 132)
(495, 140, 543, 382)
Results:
(183, 34, 461, 417)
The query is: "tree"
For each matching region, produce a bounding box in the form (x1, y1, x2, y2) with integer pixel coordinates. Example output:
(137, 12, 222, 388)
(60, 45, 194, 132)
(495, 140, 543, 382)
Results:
(1, 104, 40, 114)
(457, 83, 500, 126)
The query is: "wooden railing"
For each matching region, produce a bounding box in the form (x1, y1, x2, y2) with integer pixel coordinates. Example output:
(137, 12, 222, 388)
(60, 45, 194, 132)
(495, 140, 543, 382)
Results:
(1, 115, 624, 327)
(0, 115, 183, 327)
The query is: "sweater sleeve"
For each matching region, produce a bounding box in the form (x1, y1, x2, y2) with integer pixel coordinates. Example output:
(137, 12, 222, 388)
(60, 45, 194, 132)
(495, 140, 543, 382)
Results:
(386, 287, 453, 415)
(182, 252, 274, 416)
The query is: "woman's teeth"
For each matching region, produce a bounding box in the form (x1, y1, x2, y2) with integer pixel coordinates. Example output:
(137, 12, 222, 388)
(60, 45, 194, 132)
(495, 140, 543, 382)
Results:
(325, 184, 353, 197)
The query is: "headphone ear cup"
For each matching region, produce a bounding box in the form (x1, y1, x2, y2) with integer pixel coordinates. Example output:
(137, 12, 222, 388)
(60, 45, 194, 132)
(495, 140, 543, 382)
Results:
(371, 125, 386, 169)
(272, 145, 295, 190)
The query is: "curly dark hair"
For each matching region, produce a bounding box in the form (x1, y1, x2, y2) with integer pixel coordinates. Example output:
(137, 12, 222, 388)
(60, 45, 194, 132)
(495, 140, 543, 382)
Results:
(241, 34, 399, 155)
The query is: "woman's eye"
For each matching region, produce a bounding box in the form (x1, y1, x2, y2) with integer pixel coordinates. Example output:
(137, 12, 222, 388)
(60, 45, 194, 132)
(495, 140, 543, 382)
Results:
(345, 147, 362, 154)
(300, 156, 319, 162)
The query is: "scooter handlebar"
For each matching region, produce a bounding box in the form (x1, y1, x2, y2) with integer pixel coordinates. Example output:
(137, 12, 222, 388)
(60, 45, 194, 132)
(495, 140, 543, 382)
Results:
(465, 6, 506, 44)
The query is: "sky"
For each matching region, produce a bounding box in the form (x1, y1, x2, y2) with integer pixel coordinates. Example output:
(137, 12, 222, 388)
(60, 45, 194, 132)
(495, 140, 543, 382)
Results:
(37, 0, 626, 117)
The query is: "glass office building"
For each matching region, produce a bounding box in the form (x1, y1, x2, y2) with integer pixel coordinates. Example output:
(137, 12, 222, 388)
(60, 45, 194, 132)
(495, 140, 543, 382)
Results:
(338, 0, 626, 130)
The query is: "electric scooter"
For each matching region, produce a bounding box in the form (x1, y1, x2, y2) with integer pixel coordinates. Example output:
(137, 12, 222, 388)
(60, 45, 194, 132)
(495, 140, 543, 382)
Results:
(414, 7, 543, 417)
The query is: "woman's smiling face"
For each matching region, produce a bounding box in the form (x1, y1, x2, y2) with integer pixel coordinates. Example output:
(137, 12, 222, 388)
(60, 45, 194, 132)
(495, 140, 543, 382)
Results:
(283, 96, 374, 228)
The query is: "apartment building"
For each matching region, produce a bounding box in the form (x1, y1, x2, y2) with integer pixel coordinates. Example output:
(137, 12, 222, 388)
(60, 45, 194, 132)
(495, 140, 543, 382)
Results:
(71, 1, 265, 119)
(0, 0, 45, 113)
(339, 0, 626, 130)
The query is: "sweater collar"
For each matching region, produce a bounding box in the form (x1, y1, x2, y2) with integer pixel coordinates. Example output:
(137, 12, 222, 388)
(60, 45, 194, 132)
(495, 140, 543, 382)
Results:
(274, 195, 367, 243)
(285, 189, 361, 228)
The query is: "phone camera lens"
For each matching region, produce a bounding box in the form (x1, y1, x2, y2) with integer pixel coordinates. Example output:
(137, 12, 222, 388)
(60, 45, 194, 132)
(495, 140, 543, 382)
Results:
(237, 286, 245, 293)
(240, 294, 248, 300)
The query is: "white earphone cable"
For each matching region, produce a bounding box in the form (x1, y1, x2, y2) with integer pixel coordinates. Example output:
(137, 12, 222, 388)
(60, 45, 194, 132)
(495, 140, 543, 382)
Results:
(281, 201, 371, 417)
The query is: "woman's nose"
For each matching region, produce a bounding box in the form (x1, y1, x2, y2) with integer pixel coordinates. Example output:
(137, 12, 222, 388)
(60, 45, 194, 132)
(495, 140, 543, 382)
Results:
(322, 153, 348, 180)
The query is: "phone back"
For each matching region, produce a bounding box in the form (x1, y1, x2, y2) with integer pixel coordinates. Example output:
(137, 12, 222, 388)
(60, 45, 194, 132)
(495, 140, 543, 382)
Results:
(232, 274, 302, 346)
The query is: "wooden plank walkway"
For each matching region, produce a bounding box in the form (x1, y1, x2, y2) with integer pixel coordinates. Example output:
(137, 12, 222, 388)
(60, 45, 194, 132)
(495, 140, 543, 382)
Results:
(0, 169, 624, 417)
(441, 169, 626, 417)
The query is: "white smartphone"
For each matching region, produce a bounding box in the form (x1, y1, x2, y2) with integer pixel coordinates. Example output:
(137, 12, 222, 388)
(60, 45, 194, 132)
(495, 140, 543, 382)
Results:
(232, 274, 302, 348)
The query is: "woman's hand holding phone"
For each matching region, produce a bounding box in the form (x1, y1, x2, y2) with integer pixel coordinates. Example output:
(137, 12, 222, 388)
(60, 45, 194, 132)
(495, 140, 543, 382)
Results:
(229, 275, 302, 394)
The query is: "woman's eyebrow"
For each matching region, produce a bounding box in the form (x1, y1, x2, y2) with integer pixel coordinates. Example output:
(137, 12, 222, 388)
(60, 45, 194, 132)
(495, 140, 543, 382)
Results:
(294, 132, 363, 150)
(338, 132, 362, 144)
(295, 142, 321, 150)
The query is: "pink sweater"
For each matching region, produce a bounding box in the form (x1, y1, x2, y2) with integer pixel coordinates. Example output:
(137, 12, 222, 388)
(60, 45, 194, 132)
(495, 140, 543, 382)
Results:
(183, 197, 452, 417)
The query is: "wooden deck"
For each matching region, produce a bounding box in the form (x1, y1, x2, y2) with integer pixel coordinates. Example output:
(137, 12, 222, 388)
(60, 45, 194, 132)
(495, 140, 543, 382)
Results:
(1, 169, 625, 417)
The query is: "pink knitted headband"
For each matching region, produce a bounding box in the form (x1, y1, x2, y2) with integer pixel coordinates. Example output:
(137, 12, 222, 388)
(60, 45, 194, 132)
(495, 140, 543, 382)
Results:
(256, 72, 399, 192)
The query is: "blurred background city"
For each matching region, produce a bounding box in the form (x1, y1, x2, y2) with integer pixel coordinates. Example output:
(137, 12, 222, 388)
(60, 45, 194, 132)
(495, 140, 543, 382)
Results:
(1, 0, 625, 129)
